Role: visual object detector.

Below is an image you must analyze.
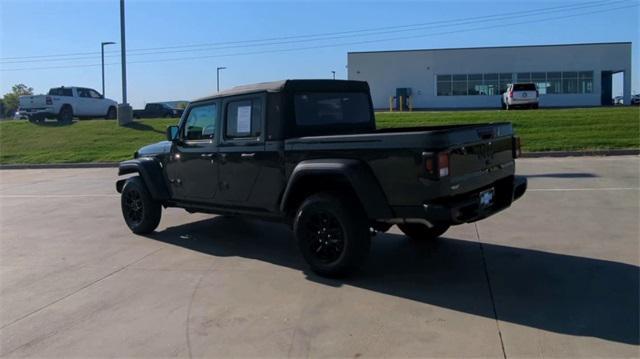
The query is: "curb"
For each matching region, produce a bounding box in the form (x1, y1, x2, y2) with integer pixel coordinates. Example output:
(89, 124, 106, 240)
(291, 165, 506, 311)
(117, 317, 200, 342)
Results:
(1, 150, 638, 170)
(0, 162, 118, 170)
(520, 149, 639, 158)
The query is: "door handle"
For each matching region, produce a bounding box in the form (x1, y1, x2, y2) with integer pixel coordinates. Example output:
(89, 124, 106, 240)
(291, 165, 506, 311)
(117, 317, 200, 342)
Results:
(200, 153, 215, 158)
(241, 153, 255, 158)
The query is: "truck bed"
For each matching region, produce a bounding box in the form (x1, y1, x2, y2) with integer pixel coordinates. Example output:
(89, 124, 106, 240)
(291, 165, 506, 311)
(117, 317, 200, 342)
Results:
(284, 122, 516, 207)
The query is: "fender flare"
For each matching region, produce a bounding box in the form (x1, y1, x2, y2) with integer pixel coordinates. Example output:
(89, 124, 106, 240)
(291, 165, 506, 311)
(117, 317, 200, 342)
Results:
(280, 159, 393, 219)
(116, 158, 170, 201)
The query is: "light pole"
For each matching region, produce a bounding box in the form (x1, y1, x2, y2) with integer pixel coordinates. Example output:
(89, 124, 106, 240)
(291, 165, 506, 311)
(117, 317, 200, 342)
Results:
(217, 66, 226, 92)
(101, 41, 115, 97)
(331, 71, 336, 80)
(118, 0, 132, 125)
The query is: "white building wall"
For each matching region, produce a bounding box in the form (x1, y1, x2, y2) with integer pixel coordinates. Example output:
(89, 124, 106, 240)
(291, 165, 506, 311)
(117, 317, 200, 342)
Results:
(348, 43, 632, 109)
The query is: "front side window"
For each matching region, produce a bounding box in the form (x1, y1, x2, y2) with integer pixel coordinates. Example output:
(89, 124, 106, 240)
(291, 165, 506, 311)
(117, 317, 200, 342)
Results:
(77, 88, 90, 98)
(183, 103, 217, 141)
(226, 99, 262, 138)
(294, 92, 370, 126)
(88, 89, 102, 99)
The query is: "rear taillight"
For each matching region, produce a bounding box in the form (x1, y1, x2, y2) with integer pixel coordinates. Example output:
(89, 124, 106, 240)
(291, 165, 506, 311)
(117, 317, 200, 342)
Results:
(46, 96, 52, 105)
(512, 136, 522, 158)
(508, 90, 513, 98)
(423, 151, 449, 178)
(438, 152, 450, 177)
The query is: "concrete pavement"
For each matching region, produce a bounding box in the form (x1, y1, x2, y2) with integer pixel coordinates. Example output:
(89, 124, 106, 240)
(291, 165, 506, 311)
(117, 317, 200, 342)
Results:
(0, 156, 638, 358)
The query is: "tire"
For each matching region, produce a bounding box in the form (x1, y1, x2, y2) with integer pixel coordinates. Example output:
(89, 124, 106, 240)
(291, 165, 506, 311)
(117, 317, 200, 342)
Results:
(294, 192, 371, 277)
(398, 223, 450, 241)
(533, 103, 539, 109)
(121, 176, 162, 234)
(106, 106, 117, 119)
(57, 105, 73, 124)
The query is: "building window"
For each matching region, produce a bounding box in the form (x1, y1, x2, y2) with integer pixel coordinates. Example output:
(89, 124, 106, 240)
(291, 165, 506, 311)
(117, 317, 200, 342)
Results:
(579, 71, 593, 93)
(436, 75, 452, 96)
(435, 70, 594, 97)
(531, 72, 547, 94)
(484, 73, 499, 96)
(452, 74, 467, 96)
(547, 72, 562, 94)
(517, 72, 531, 83)
(468, 74, 483, 95)
(499, 73, 513, 94)
(562, 72, 578, 94)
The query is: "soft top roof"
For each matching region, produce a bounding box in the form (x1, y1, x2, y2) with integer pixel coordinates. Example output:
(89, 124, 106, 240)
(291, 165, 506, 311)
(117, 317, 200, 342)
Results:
(193, 79, 369, 103)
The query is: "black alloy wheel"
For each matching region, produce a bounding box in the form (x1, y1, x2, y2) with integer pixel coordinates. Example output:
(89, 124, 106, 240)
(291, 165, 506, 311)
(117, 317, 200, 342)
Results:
(303, 211, 346, 264)
(120, 176, 162, 234)
(294, 192, 371, 277)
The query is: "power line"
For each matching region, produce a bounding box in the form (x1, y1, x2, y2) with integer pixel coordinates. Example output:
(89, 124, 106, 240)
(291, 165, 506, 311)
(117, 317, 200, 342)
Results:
(0, 0, 626, 65)
(0, 0, 619, 63)
(0, 3, 635, 72)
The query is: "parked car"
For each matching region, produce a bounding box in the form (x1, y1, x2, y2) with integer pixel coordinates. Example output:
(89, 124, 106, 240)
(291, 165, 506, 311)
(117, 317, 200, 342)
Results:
(502, 83, 539, 110)
(612, 96, 624, 105)
(133, 102, 184, 119)
(18, 86, 117, 124)
(116, 80, 527, 277)
(631, 94, 640, 106)
(13, 108, 29, 120)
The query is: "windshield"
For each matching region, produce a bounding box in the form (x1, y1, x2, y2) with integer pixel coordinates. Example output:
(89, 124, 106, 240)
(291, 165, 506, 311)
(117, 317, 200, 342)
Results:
(294, 92, 370, 126)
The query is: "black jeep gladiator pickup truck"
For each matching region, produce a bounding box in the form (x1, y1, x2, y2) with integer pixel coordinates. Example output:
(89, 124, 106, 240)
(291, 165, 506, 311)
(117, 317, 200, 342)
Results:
(116, 80, 526, 277)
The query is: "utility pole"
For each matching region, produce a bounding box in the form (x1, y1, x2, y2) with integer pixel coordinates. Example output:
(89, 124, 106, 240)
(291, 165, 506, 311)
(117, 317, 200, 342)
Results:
(331, 71, 336, 80)
(101, 41, 115, 97)
(217, 66, 227, 92)
(117, 0, 132, 125)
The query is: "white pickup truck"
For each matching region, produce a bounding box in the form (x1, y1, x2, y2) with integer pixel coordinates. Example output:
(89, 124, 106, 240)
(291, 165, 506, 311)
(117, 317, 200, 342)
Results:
(19, 86, 117, 123)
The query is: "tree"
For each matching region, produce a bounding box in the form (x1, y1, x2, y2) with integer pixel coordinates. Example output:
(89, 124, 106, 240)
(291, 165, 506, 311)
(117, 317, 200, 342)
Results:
(2, 84, 33, 117)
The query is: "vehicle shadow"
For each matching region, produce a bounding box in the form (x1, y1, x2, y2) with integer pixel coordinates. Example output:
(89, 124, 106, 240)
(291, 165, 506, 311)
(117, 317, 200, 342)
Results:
(29, 119, 76, 126)
(147, 216, 639, 345)
(123, 121, 165, 134)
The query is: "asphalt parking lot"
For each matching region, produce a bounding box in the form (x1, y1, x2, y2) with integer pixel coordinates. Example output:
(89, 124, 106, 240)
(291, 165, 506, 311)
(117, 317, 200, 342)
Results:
(0, 156, 638, 358)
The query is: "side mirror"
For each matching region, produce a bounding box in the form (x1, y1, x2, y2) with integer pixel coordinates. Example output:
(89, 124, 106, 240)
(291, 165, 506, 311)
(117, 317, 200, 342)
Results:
(166, 125, 179, 141)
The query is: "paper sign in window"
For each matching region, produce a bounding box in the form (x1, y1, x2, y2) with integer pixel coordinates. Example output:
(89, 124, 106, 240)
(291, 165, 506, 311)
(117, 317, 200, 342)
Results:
(236, 105, 252, 134)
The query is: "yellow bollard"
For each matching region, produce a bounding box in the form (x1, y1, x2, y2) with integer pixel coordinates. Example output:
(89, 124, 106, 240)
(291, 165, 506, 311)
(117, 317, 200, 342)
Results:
(399, 96, 403, 112)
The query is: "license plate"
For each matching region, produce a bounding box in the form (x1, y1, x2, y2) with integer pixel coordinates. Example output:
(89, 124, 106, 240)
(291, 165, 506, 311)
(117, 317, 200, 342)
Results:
(479, 188, 495, 208)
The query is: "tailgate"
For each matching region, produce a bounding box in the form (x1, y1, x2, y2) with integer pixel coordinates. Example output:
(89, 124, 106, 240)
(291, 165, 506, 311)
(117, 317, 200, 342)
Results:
(19, 95, 47, 109)
(447, 125, 514, 178)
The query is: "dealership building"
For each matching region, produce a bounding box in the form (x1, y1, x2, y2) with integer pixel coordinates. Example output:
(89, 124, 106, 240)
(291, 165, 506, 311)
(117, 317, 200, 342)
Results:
(347, 42, 632, 109)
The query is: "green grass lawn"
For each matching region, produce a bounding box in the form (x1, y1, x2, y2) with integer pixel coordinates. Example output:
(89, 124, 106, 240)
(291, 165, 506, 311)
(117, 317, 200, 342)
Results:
(0, 107, 638, 164)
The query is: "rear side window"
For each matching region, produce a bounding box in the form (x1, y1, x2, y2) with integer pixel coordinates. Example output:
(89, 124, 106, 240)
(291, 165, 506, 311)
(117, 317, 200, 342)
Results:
(513, 83, 537, 91)
(294, 92, 370, 126)
(48, 88, 72, 96)
(183, 103, 217, 141)
(225, 99, 262, 139)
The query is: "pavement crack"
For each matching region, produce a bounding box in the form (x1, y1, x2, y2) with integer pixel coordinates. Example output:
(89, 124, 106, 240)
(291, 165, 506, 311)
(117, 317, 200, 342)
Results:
(475, 223, 507, 359)
(0, 247, 164, 331)
(185, 259, 217, 359)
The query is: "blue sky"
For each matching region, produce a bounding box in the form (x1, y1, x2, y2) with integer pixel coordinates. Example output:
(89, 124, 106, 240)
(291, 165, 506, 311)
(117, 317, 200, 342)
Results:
(1, 0, 638, 108)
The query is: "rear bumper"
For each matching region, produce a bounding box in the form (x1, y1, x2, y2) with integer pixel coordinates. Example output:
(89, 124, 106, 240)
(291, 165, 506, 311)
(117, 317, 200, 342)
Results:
(392, 175, 527, 225)
(23, 108, 56, 119)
